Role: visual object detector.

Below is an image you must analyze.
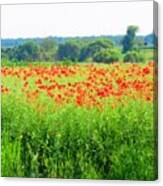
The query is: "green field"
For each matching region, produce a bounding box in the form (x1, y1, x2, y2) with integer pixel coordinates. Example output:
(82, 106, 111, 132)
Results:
(1, 61, 157, 179)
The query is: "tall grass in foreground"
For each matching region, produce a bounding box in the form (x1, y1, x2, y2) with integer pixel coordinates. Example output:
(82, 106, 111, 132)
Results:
(1, 93, 157, 180)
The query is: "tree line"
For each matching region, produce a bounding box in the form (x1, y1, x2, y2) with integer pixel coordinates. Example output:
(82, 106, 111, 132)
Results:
(2, 26, 155, 63)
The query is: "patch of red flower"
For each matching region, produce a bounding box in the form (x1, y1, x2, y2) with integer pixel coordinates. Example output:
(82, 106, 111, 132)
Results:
(1, 61, 156, 109)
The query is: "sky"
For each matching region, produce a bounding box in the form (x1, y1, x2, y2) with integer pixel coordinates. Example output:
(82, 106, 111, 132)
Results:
(1, 1, 153, 39)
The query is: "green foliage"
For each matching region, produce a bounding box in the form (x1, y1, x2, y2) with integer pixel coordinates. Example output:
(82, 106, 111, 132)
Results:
(2, 32, 154, 64)
(2, 34, 156, 49)
(57, 41, 80, 61)
(122, 25, 139, 53)
(2, 94, 156, 179)
(15, 41, 40, 61)
(144, 33, 158, 48)
(39, 38, 57, 61)
(1, 47, 18, 61)
(79, 38, 114, 61)
(40, 37, 56, 52)
(1, 48, 9, 60)
(123, 51, 145, 63)
(93, 48, 121, 63)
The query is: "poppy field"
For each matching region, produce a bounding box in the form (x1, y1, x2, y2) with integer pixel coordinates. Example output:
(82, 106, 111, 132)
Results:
(1, 61, 157, 179)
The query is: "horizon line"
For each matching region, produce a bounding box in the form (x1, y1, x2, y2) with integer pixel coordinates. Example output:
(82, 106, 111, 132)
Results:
(1, 33, 153, 40)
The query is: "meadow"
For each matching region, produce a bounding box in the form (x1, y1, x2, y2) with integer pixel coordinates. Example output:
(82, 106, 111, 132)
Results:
(1, 61, 157, 179)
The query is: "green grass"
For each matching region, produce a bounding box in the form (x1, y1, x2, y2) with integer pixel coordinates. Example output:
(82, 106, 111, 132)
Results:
(1, 93, 157, 179)
(1, 60, 157, 179)
(142, 48, 156, 61)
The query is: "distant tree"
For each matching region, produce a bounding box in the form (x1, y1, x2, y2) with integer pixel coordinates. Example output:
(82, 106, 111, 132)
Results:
(144, 33, 157, 48)
(15, 41, 40, 61)
(39, 38, 57, 61)
(40, 37, 56, 52)
(1, 48, 8, 61)
(122, 25, 139, 53)
(2, 47, 18, 61)
(57, 41, 80, 61)
(79, 38, 114, 61)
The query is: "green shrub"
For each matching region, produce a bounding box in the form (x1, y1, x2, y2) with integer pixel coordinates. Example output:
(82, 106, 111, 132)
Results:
(79, 38, 114, 61)
(123, 51, 145, 62)
(93, 48, 121, 63)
